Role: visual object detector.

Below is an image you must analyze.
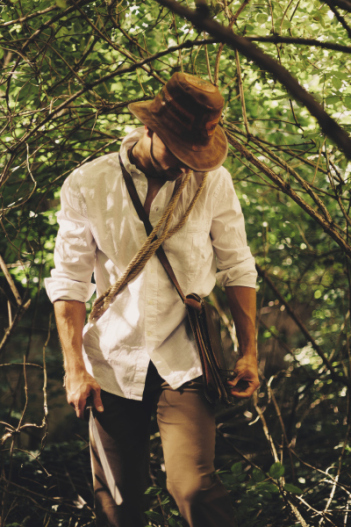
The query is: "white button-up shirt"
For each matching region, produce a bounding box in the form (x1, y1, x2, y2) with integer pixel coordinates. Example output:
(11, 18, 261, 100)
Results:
(45, 128, 257, 400)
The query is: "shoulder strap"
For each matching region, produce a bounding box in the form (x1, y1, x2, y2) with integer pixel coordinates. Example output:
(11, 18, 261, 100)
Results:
(119, 154, 188, 305)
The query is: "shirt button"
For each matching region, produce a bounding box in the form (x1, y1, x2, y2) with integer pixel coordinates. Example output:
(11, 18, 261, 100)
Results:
(148, 299, 153, 305)
(147, 331, 151, 336)
(155, 207, 159, 212)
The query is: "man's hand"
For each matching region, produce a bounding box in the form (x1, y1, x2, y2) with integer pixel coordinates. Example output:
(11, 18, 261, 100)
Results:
(65, 370, 104, 419)
(227, 356, 260, 399)
(54, 301, 104, 419)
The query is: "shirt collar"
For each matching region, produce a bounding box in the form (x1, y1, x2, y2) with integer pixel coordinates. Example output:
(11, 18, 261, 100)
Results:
(119, 127, 145, 179)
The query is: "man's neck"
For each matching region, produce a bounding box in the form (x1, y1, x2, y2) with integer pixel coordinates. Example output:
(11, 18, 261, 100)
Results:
(128, 139, 157, 180)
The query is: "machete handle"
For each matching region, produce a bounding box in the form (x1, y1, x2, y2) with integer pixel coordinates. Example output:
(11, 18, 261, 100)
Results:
(83, 395, 94, 422)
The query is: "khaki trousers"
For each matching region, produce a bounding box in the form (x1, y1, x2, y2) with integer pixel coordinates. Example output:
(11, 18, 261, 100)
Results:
(90, 362, 236, 527)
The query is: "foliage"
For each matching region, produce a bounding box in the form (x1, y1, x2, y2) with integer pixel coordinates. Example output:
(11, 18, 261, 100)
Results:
(1, 0, 351, 526)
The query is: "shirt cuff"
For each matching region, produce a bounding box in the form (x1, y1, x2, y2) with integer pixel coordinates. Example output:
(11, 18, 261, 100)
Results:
(44, 277, 96, 303)
(216, 258, 257, 288)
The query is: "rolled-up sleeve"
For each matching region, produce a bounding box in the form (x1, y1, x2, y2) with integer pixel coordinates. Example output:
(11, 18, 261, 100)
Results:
(44, 174, 96, 303)
(211, 169, 257, 288)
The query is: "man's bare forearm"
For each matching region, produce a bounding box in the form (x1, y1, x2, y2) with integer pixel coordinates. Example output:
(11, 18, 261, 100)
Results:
(225, 285, 259, 398)
(54, 300, 87, 374)
(225, 285, 256, 356)
(54, 300, 104, 417)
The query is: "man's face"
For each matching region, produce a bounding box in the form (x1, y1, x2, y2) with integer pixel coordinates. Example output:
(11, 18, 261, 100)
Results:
(149, 131, 191, 181)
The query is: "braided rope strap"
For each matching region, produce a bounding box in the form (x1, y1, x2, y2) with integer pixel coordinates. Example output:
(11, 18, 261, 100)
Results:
(89, 171, 209, 322)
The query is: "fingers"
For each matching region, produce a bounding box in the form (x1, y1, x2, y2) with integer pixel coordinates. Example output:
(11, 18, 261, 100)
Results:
(229, 381, 258, 398)
(92, 387, 104, 413)
(69, 394, 88, 419)
(70, 387, 104, 419)
(227, 371, 260, 399)
(66, 375, 104, 419)
(77, 397, 88, 419)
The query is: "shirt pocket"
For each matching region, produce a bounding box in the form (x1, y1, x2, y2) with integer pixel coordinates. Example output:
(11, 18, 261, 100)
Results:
(83, 306, 117, 361)
(163, 219, 210, 289)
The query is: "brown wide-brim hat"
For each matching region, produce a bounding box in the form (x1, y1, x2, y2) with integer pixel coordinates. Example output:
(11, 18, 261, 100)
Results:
(128, 72, 228, 172)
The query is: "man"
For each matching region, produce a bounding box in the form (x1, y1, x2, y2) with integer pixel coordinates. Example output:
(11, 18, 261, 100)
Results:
(45, 72, 259, 527)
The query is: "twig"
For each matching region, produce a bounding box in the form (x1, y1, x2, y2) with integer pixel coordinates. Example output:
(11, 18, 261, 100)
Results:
(214, 0, 253, 85)
(235, 50, 250, 136)
(323, 0, 351, 38)
(0, 5, 58, 28)
(256, 263, 349, 386)
(253, 392, 279, 462)
(205, 40, 213, 83)
(0, 254, 22, 305)
(0, 39, 217, 184)
(266, 381, 296, 480)
(327, 0, 351, 15)
(245, 35, 351, 55)
(154, 0, 351, 159)
(0, 363, 42, 369)
(0, 299, 31, 353)
(40, 313, 52, 449)
(225, 130, 351, 261)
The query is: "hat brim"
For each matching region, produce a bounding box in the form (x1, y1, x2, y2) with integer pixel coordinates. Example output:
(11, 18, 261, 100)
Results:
(128, 100, 228, 172)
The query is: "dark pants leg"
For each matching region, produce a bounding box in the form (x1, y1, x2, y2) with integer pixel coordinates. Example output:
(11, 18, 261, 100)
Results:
(90, 365, 236, 527)
(90, 364, 162, 527)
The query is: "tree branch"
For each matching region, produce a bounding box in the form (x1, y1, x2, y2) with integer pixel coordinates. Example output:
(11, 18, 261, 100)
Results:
(226, 130, 351, 259)
(0, 38, 216, 188)
(154, 0, 351, 159)
(323, 0, 351, 38)
(0, 254, 22, 305)
(0, 5, 58, 29)
(246, 35, 351, 54)
(329, 0, 351, 14)
(256, 263, 350, 387)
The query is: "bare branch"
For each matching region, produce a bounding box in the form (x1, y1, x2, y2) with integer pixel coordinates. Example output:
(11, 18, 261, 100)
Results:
(226, 130, 351, 260)
(0, 254, 22, 305)
(328, 0, 351, 14)
(256, 263, 349, 386)
(323, 0, 351, 38)
(0, 5, 58, 29)
(246, 35, 351, 54)
(0, 300, 31, 353)
(154, 0, 351, 159)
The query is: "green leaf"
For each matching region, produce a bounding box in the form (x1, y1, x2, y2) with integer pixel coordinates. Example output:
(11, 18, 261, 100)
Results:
(326, 95, 341, 105)
(169, 518, 182, 527)
(269, 462, 285, 479)
(144, 486, 162, 496)
(237, 473, 247, 483)
(257, 14, 267, 24)
(231, 462, 243, 475)
(256, 481, 280, 493)
(332, 77, 342, 90)
(284, 483, 303, 495)
(281, 20, 291, 29)
(145, 511, 164, 522)
(252, 468, 265, 483)
(56, 0, 67, 8)
(220, 474, 239, 488)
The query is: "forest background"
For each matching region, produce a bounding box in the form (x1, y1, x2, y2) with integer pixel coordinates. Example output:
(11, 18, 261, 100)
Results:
(1, 0, 351, 526)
